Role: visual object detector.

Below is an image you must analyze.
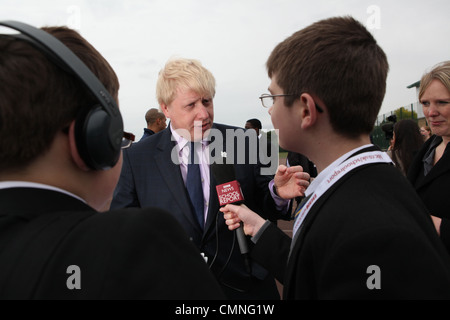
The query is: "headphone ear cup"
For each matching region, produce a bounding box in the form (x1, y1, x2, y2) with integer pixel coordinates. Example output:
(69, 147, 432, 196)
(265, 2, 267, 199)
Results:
(74, 105, 121, 170)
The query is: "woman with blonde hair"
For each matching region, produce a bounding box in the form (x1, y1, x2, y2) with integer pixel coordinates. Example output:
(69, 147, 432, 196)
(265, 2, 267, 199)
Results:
(408, 61, 450, 253)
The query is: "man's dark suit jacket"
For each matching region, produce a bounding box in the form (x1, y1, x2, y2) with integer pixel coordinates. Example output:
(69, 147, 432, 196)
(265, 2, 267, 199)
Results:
(111, 123, 282, 299)
(251, 155, 450, 299)
(0, 188, 225, 299)
(408, 135, 450, 253)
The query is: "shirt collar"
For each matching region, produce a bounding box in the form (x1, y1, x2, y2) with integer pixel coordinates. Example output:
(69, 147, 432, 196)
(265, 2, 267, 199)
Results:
(306, 144, 373, 197)
(422, 135, 443, 175)
(170, 123, 189, 150)
(0, 181, 86, 203)
(170, 123, 210, 149)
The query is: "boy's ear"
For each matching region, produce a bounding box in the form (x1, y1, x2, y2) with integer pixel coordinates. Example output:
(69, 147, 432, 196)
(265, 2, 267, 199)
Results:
(299, 93, 320, 129)
(68, 121, 91, 172)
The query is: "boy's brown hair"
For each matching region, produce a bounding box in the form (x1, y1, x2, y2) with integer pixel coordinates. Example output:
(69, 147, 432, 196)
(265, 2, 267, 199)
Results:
(0, 26, 119, 172)
(267, 16, 389, 138)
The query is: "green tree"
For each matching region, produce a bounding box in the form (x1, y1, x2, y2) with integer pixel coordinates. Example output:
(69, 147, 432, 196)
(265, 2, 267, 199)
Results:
(394, 106, 418, 120)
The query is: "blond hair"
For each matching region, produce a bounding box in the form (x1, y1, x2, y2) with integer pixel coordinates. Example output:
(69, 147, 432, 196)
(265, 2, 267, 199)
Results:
(419, 61, 450, 100)
(156, 58, 216, 106)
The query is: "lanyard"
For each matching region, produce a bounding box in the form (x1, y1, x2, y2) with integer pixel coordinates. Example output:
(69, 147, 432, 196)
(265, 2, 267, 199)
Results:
(292, 150, 393, 237)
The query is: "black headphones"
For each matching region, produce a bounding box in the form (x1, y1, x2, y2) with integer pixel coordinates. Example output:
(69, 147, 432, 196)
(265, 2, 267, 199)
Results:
(0, 20, 124, 170)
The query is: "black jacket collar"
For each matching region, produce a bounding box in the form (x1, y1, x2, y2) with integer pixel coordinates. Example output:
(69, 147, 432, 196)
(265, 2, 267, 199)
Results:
(0, 188, 94, 220)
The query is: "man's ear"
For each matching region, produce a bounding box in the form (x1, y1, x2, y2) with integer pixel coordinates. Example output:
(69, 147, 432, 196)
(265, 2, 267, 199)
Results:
(299, 93, 320, 129)
(68, 121, 91, 172)
(160, 103, 170, 118)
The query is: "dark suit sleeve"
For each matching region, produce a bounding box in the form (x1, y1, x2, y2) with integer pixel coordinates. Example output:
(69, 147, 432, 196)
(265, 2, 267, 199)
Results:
(250, 222, 291, 284)
(111, 149, 140, 209)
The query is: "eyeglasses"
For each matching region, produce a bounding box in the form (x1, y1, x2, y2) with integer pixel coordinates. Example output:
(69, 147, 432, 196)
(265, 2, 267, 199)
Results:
(259, 93, 324, 113)
(121, 131, 135, 149)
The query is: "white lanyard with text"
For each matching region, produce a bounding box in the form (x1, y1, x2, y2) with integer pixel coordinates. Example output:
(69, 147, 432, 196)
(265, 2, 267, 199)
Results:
(292, 150, 393, 237)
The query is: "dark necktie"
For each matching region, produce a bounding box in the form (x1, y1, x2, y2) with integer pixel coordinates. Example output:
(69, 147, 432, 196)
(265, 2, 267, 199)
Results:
(186, 142, 204, 229)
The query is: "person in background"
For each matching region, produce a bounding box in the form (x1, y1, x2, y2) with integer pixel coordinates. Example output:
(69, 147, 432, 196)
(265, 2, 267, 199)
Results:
(0, 24, 224, 299)
(387, 119, 424, 175)
(221, 17, 450, 299)
(408, 61, 450, 254)
(244, 118, 277, 169)
(245, 118, 262, 138)
(140, 108, 167, 141)
(420, 125, 432, 141)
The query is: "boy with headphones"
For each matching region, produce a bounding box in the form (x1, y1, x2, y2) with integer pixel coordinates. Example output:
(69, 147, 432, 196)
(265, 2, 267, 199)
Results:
(0, 22, 224, 299)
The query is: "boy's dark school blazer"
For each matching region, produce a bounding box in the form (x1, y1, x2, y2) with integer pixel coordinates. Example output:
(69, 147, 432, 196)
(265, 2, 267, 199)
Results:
(252, 154, 450, 299)
(0, 188, 225, 299)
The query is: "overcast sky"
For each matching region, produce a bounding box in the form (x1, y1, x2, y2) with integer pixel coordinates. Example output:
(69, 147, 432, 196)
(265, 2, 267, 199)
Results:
(1, 0, 449, 136)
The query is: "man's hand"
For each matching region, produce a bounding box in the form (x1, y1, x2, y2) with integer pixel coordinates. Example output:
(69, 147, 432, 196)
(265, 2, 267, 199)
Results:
(274, 165, 310, 199)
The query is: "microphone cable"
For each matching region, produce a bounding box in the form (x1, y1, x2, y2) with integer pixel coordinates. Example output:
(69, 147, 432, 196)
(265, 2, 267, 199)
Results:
(209, 208, 235, 276)
(208, 209, 221, 270)
(208, 210, 249, 294)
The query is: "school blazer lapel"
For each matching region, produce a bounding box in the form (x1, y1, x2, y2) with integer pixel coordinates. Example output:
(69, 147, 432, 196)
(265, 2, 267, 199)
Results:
(283, 147, 380, 298)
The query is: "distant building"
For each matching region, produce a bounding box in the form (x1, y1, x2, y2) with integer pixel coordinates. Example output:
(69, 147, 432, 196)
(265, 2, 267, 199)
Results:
(407, 80, 421, 96)
(407, 80, 426, 126)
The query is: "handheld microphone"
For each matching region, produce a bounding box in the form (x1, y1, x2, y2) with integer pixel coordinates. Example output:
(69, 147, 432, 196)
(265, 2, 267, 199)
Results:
(211, 157, 251, 274)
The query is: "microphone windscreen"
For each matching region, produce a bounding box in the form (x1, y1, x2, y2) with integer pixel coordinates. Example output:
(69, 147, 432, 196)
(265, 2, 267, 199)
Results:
(210, 160, 236, 185)
(211, 159, 244, 206)
(212, 158, 251, 260)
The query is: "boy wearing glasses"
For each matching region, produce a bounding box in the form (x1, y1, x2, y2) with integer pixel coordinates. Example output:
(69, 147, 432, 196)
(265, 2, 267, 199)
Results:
(222, 16, 450, 299)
